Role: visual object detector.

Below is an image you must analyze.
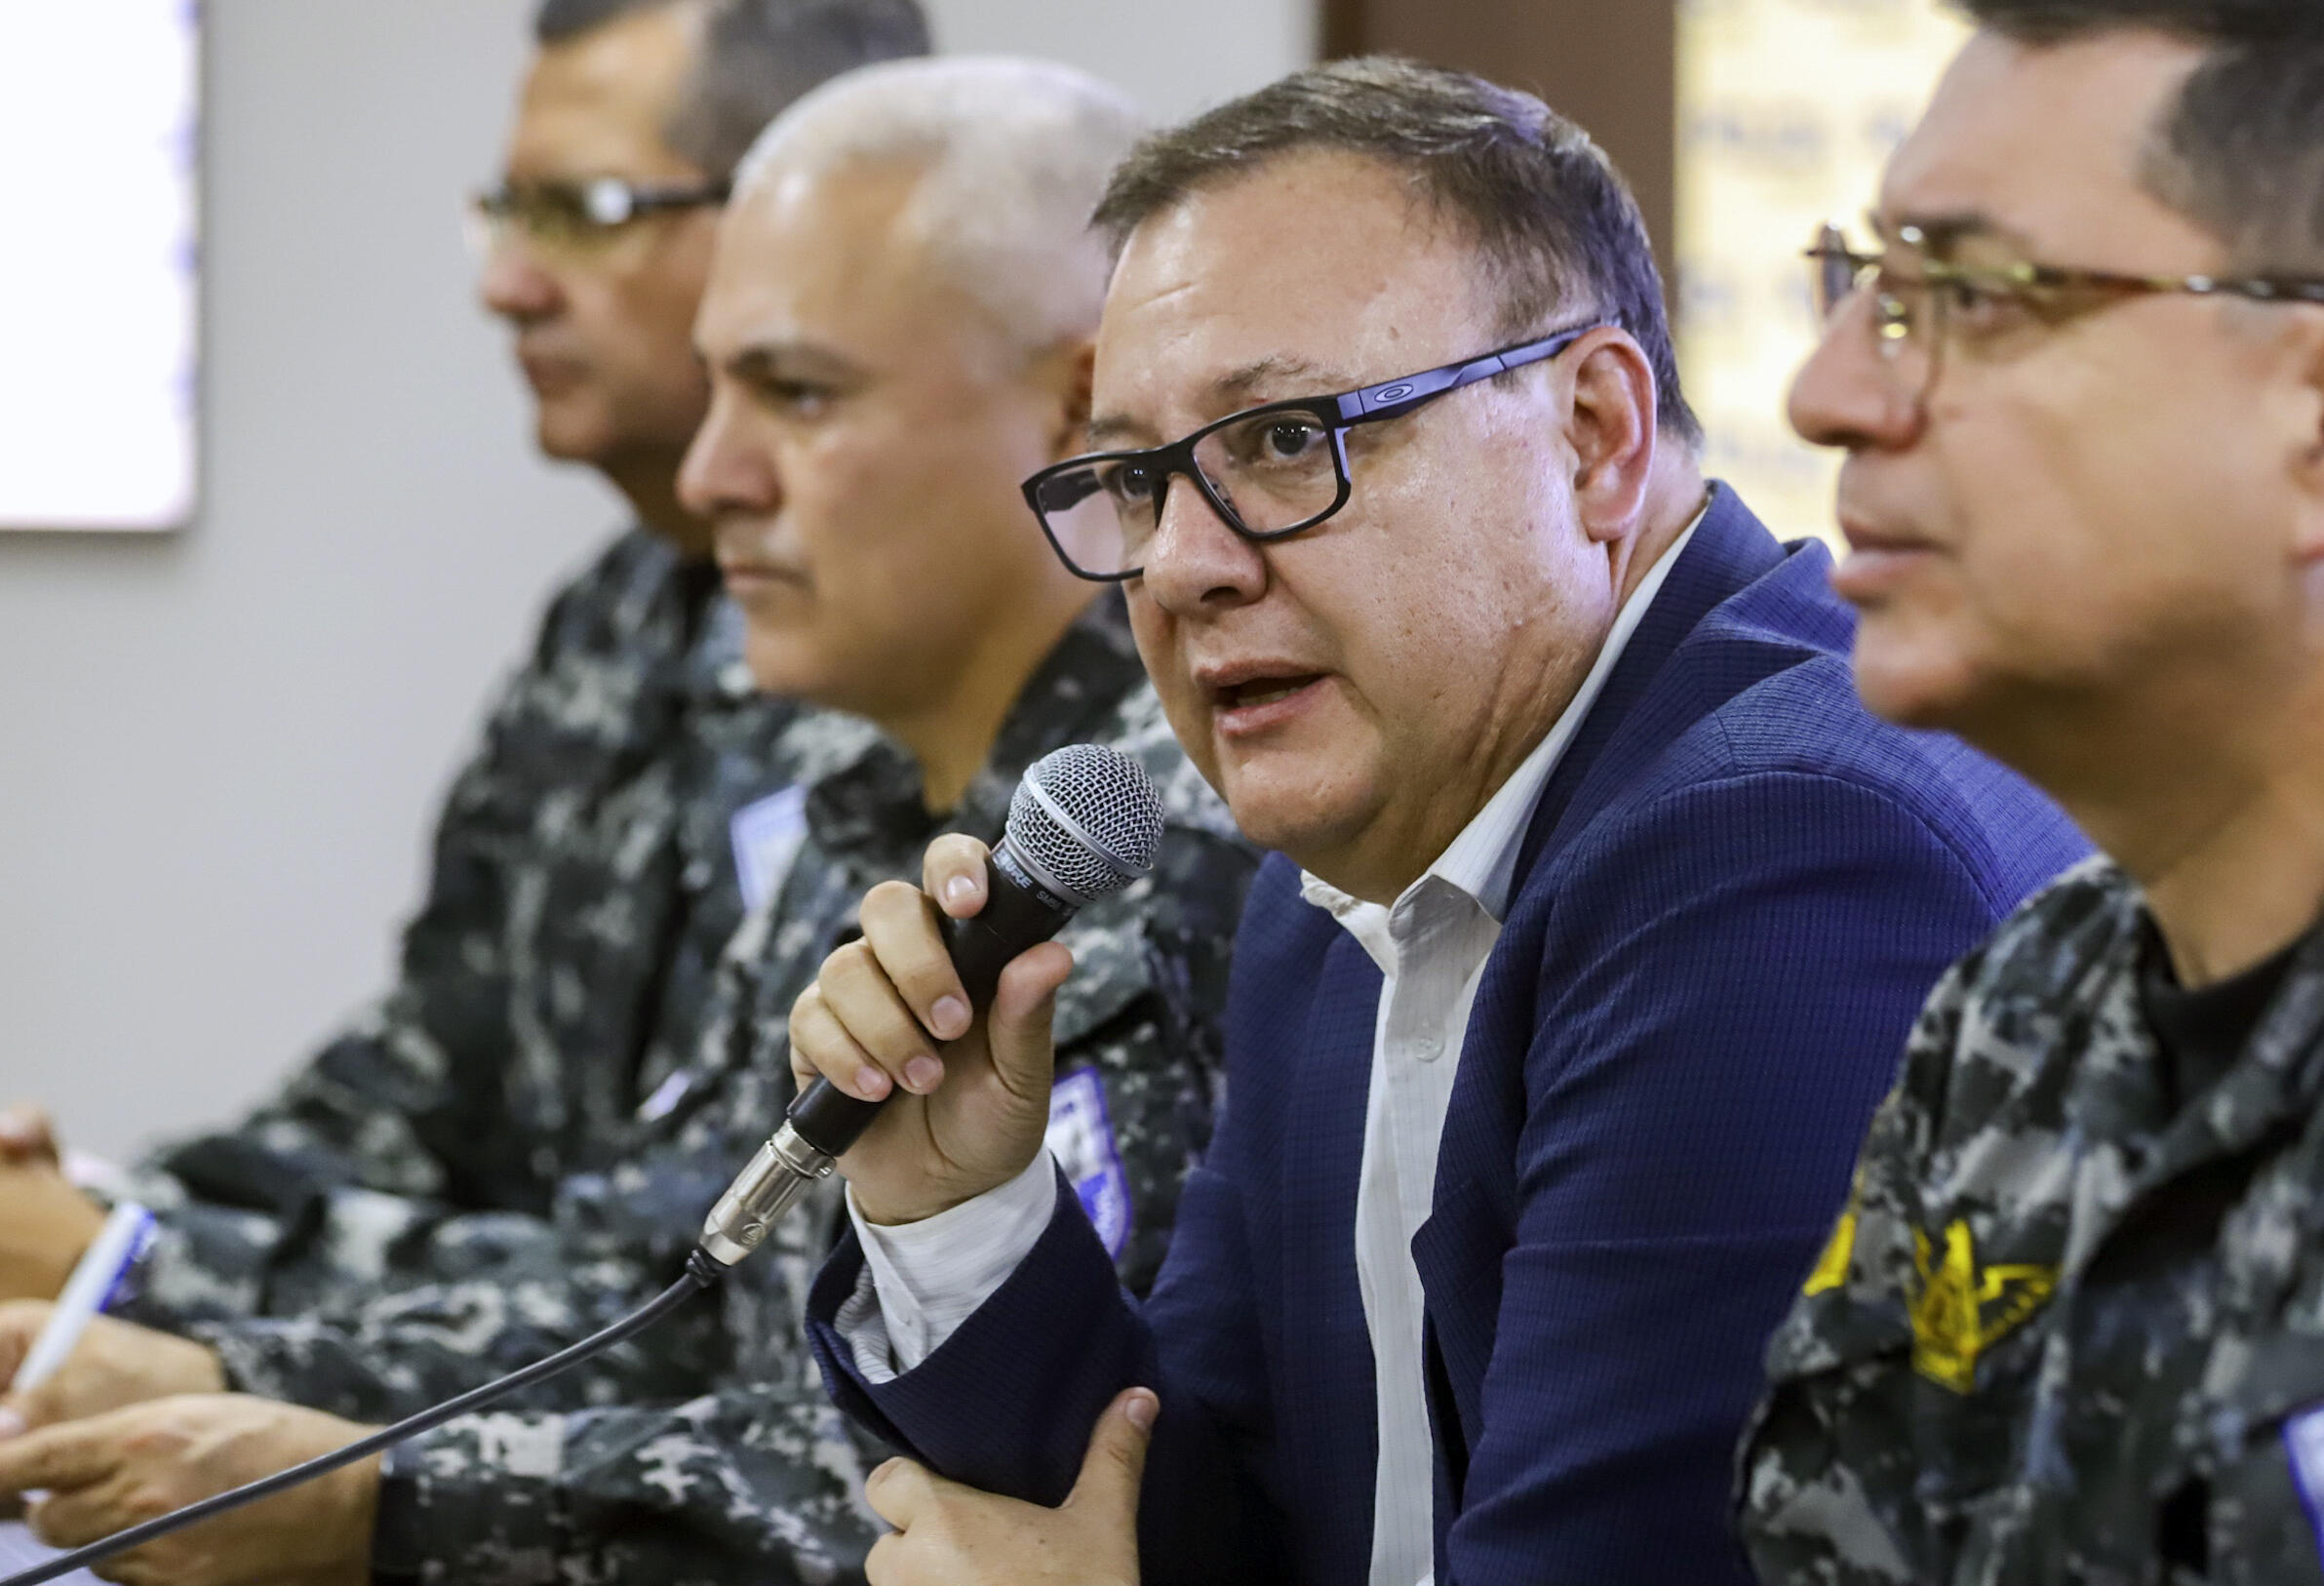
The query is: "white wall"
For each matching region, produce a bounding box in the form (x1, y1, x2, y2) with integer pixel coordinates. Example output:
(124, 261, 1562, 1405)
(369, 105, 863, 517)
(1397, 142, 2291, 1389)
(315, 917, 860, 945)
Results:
(0, 0, 1312, 1162)
(924, 0, 1315, 122)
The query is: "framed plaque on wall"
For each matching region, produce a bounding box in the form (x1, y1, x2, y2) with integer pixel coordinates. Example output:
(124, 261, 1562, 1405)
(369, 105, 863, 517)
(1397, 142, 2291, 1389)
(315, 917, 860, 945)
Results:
(0, 0, 200, 532)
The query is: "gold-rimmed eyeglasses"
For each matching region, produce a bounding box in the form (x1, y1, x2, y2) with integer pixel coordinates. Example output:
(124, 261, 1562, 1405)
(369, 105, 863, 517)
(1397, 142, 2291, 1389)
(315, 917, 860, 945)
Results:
(1806, 219, 2324, 405)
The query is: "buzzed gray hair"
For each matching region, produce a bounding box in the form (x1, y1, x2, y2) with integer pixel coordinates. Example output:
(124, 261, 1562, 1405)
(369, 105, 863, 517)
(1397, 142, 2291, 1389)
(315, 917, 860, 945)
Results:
(532, 0, 930, 179)
(731, 56, 1149, 357)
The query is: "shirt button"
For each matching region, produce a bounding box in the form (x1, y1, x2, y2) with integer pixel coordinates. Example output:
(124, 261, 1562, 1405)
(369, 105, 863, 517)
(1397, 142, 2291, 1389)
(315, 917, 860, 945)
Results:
(1414, 1036, 1443, 1062)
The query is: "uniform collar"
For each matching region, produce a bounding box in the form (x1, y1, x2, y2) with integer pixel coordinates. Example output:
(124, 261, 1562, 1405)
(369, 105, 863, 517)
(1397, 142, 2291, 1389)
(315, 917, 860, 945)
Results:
(2011, 868, 2324, 1285)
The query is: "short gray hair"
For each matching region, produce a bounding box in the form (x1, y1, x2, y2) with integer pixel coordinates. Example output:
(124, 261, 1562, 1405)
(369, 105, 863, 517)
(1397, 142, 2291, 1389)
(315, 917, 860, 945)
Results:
(733, 57, 1149, 355)
(1095, 57, 1701, 446)
(532, 0, 930, 179)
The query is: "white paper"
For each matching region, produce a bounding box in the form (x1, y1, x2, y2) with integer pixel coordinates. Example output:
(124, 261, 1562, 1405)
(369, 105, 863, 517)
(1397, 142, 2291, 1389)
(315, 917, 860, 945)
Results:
(0, 1521, 101, 1585)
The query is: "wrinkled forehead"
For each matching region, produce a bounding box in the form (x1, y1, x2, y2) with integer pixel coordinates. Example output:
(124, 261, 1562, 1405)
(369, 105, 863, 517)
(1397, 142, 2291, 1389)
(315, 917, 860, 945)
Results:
(1092, 150, 1499, 431)
(1878, 28, 2215, 265)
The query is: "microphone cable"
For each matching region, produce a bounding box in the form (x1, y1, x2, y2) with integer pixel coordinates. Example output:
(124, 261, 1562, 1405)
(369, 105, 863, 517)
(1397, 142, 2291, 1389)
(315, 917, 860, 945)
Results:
(0, 1249, 725, 1586)
(4, 741, 1165, 1586)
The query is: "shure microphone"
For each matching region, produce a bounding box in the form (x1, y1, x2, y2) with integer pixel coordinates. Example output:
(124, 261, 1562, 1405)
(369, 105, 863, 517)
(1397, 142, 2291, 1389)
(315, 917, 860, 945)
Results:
(697, 742, 1166, 1267)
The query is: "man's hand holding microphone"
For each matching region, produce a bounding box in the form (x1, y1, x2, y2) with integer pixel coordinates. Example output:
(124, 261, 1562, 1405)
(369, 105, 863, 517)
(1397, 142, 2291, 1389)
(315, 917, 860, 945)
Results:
(782, 747, 1164, 1586)
(787, 834, 1074, 1227)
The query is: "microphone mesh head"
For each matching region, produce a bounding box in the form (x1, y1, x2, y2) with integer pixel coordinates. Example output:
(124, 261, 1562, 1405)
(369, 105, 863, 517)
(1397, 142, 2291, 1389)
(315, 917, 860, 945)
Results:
(1005, 744, 1164, 905)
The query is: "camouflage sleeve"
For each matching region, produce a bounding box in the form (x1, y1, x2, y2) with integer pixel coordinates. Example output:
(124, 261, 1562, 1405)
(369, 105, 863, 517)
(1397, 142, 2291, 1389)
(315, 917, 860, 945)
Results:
(122, 586, 595, 1330)
(374, 1378, 887, 1586)
(350, 997, 1222, 1584)
(352, 827, 1256, 1579)
(170, 932, 779, 1420)
(127, 780, 523, 1325)
(180, 1240, 735, 1425)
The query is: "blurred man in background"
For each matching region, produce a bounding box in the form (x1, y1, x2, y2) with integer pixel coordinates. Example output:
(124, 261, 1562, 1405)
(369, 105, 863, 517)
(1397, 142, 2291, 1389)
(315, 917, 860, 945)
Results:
(0, 0, 924, 1351)
(1741, 4, 2324, 1581)
(0, 56, 1258, 1586)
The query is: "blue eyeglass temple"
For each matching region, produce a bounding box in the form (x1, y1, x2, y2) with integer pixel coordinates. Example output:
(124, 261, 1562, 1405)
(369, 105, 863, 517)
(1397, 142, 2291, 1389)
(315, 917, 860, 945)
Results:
(1330, 321, 1604, 423)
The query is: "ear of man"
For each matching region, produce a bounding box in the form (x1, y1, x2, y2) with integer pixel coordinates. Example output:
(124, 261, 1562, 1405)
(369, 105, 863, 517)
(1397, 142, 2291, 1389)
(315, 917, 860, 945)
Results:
(1563, 328, 1661, 544)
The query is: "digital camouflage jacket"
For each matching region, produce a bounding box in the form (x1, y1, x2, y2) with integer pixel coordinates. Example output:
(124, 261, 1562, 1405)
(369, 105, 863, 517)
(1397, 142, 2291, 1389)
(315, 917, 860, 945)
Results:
(197, 600, 1255, 1585)
(1741, 859, 2324, 1586)
(120, 529, 804, 1328)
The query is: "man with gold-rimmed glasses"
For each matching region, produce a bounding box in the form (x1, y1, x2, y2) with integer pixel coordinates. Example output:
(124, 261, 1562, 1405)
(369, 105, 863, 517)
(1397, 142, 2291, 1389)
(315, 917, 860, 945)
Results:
(1743, 4, 2324, 1582)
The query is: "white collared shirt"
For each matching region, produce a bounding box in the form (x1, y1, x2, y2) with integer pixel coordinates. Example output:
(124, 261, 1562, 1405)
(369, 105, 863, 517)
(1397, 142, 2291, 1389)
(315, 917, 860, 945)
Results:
(838, 512, 1704, 1586)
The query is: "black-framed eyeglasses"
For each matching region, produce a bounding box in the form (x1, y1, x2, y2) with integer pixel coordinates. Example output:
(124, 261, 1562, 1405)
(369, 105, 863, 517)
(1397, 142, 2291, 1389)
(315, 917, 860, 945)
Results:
(1807, 218, 2324, 405)
(1021, 321, 1608, 582)
(467, 176, 729, 258)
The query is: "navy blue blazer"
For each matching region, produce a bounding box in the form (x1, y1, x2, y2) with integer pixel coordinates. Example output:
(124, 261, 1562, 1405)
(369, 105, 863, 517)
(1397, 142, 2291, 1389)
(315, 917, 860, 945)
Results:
(807, 488, 2089, 1585)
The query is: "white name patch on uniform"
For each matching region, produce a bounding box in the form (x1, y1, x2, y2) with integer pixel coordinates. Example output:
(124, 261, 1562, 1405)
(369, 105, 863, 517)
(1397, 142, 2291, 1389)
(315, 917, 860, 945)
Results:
(635, 1069, 695, 1125)
(730, 785, 809, 915)
(1047, 1066, 1131, 1259)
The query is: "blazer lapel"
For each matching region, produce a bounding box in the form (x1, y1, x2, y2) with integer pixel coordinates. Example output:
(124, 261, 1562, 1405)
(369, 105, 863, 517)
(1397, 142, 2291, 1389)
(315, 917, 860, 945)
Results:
(1409, 485, 1790, 1496)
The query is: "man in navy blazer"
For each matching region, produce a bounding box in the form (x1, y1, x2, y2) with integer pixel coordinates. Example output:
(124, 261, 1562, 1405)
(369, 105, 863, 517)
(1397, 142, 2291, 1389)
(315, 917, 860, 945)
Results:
(777, 59, 2090, 1586)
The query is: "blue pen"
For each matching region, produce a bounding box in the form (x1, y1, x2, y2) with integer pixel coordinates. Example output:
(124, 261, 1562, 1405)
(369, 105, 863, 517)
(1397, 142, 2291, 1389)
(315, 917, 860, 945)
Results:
(0, 1207, 147, 1583)
(8, 1205, 155, 1398)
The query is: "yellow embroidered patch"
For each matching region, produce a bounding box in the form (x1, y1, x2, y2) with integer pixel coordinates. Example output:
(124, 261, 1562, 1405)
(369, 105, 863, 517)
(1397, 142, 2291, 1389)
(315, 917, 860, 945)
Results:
(1804, 1210, 1857, 1296)
(1910, 1221, 2056, 1394)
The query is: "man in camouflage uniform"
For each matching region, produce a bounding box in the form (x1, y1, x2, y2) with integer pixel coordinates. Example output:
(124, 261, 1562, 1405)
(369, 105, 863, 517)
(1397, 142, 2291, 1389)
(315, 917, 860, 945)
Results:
(1740, 4, 2324, 1582)
(0, 57, 1257, 1586)
(355, 604, 1247, 1584)
(0, 0, 929, 1319)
